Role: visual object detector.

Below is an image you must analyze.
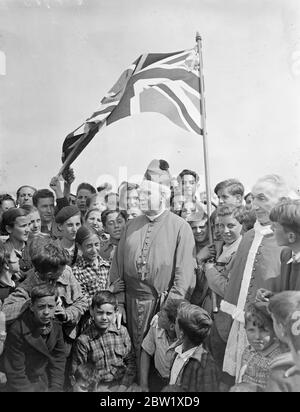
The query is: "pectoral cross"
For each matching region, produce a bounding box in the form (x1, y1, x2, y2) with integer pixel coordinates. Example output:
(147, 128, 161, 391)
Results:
(137, 256, 147, 281)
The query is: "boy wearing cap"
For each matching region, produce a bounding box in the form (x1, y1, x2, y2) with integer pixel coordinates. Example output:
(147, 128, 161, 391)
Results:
(55, 205, 82, 266)
(109, 159, 195, 378)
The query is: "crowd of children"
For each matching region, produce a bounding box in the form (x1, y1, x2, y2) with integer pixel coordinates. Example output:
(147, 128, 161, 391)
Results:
(0, 163, 300, 392)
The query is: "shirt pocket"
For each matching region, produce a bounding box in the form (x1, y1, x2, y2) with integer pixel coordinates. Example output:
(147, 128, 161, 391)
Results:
(111, 346, 127, 367)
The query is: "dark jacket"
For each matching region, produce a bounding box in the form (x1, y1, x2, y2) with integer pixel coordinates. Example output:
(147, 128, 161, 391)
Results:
(4, 309, 66, 392)
(168, 345, 220, 392)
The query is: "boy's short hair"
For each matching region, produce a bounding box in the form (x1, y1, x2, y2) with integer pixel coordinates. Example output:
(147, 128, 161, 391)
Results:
(270, 199, 300, 235)
(214, 179, 244, 197)
(177, 169, 199, 183)
(161, 299, 187, 324)
(0, 207, 27, 234)
(177, 303, 212, 346)
(76, 183, 97, 195)
(31, 284, 57, 304)
(268, 291, 300, 350)
(91, 291, 118, 310)
(101, 209, 127, 228)
(216, 204, 246, 224)
(31, 239, 68, 275)
(245, 302, 273, 330)
(32, 189, 54, 207)
(241, 209, 257, 232)
(0, 193, 16, 207)
(0, 240, 10, 273)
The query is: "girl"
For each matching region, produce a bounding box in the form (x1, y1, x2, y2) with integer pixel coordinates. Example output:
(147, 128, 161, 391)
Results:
(85, 208, 103, 236)
(72, 226, 124, 305)
(1, 208, 30, 279)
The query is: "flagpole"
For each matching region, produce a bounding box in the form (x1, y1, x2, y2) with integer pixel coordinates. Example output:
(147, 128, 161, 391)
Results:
(196, 32, 218, 313)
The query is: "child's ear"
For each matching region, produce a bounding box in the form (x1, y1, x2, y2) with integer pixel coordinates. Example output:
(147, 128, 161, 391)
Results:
(89, 307, 94, 317)
(169, 323, 175, 331)
(5, 225, 12, 235)
(288, 232, 297, 244)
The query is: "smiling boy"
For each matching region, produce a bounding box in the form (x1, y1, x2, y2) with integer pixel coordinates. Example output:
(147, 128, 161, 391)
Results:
(71, 291, 136, 391)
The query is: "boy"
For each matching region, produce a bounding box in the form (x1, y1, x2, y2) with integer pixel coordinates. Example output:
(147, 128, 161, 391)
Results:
(4, 284, 66, 392)
(266, 291, 300, 392)
(163, 302, 220, 392)
(257, 199, 300, 302)
(214, 179, 244, 206)
(71, 291, 136, 391)
(2, 238, 88, 351)
(230, 302, 281, 392)
(140, 299, 186, 392)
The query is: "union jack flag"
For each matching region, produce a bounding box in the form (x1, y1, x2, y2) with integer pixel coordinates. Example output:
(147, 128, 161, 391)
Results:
(61, 48, 202, 168)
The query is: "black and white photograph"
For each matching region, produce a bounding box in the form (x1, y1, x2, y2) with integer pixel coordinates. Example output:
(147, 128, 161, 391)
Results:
(0, 0, 300, 395)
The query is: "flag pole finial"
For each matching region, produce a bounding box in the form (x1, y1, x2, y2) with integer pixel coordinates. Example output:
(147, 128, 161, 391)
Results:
(196, 31, 201, 42)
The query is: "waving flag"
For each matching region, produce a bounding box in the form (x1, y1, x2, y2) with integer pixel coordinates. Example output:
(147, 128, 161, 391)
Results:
(61, 48, 201, 169)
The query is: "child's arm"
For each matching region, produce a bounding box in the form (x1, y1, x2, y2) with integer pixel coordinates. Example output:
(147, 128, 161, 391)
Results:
(60, 269, 89, 325)
(119, 328, 137, 389)
(139, 349, 151, 392)
(3, 322, 33, 392)
(1, 286, 31, 324)
(70, 336, 89, 376)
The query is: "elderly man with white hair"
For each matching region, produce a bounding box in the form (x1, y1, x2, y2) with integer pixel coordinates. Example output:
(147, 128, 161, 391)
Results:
(109, 159, 195, 376)
(210, 174, 290, 389)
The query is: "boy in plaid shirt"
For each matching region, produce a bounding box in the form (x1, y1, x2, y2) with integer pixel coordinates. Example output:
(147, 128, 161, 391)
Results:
(71, 291, 136, 391)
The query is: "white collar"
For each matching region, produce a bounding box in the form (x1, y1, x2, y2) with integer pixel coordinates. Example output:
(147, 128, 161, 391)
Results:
(174, 344, 197, 360)
(146, 207, 166, 222)
(254, 221, 273, 236)
(287, 251, 300, 264)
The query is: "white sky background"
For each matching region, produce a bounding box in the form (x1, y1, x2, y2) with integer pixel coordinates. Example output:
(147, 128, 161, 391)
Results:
(0, 0, 300, 196)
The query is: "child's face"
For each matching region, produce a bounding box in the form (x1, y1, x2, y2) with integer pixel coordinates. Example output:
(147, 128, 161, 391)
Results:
(60, 215, 81, 242)
(104, 212, 126, 241)
(91, 303, 116, 331)
(9, 216, 30, 243)
(28, 211, 41, 235)
(218, 215, 242, 245)
(271, 222, 294, 247)
(190, 220, 208, 243)
(157, 309, 172, 332)
(86, 211, 103, 232)
(80, 234, 100, 261)
(217, 188, 241, 206)
(246, 318, 276, 352)
(31, 295, 56, 325)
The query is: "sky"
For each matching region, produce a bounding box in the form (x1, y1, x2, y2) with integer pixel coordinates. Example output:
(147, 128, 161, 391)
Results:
(0, 0, 300, 196)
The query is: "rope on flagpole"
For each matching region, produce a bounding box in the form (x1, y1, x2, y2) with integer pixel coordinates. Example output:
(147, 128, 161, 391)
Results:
(196, 32, 218, 314)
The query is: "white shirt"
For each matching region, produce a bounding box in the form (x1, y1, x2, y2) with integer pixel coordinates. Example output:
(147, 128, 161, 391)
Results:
(169, 344, 198, 385)
(287, 251, 300, 264)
